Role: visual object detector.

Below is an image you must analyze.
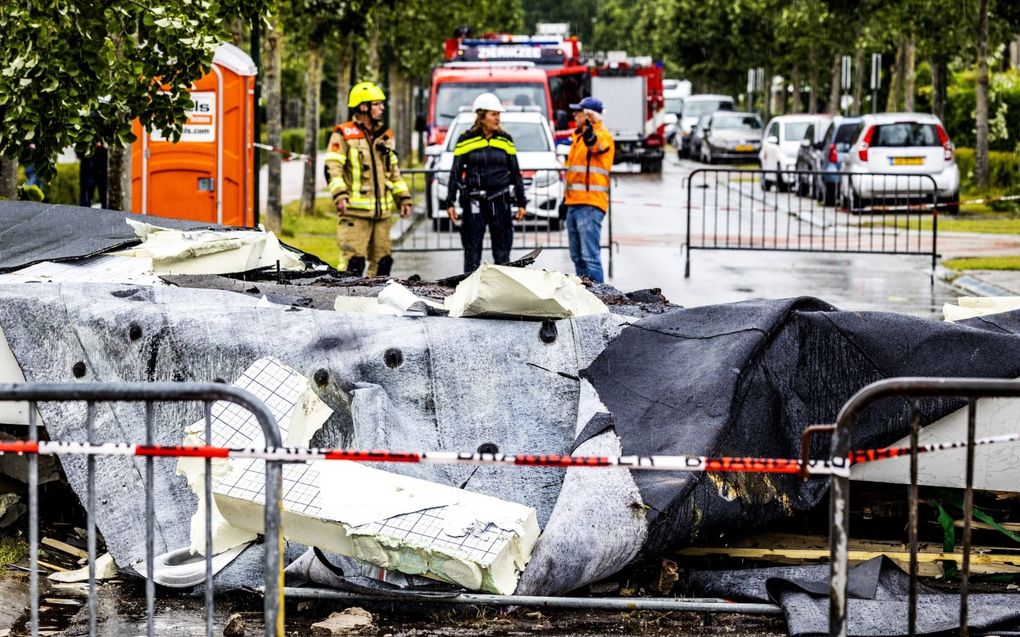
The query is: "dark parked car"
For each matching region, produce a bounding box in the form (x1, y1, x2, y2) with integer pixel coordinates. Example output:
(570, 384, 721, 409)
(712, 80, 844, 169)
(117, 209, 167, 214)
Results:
(794, 119, 831, 197)
(699, 111, 764, 164)
(688, 113, 713, 162)
(801, 116, 862, 205)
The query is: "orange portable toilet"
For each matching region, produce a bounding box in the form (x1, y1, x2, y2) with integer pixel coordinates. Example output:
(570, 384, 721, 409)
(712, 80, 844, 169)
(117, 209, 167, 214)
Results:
(131, 43, 257, 227)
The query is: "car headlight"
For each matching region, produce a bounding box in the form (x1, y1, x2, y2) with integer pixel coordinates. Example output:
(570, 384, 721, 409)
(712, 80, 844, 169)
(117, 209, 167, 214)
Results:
(532, 170, 559, 188)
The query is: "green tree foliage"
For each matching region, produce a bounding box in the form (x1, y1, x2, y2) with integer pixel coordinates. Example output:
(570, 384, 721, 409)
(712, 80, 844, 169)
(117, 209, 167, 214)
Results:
(0, 0, 271, 177)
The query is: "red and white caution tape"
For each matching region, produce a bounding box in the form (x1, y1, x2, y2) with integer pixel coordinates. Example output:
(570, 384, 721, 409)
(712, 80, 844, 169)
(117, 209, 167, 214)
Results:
(2, 431, 1019, 478)
(254, 143, 313, 164)
(960, 194, 1020, 206)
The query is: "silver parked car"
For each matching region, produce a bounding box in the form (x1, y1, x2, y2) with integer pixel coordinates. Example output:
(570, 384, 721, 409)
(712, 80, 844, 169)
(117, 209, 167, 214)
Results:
(840, 113, 960, 213)
(698, 112, 763, 164)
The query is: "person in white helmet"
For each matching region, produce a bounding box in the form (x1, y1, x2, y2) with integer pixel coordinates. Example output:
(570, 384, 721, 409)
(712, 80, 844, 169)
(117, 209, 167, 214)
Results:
(442, 92, 527, 273)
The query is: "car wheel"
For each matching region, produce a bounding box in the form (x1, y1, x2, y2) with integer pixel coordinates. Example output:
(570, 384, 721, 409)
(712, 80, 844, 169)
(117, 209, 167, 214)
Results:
(761, 175, 772, 192)
(943, 191, 960, 215)
(848, 189, 869, 214)
(547, 217, 562, 231)
(432, 217, 451, 232)
(776, 172, 789, 193)
(797, 173, 809, 197)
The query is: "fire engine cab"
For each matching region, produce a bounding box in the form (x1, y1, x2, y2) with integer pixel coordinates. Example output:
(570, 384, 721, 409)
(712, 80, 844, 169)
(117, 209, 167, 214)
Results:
(427, 24, 588, 148)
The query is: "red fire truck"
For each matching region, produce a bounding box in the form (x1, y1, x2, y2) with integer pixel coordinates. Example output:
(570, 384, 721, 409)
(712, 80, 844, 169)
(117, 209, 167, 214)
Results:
(589, 53, 666, 173)
(427, 26, 588, 147)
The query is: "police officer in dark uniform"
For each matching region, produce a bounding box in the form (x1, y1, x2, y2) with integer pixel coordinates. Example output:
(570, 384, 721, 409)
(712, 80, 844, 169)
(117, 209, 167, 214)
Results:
(442, 93, 527, 273)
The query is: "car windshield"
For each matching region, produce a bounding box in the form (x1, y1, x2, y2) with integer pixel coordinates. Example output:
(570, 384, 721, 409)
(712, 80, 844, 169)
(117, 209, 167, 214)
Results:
(665, 97, 683, 114)
(445, 121, 551, 152)
(714, 115, 762, 131)
(434, 83, 548, 127)
(684, 100, 732, 117)
(871, 122, 941, 147)
(783, 122, 811, 142)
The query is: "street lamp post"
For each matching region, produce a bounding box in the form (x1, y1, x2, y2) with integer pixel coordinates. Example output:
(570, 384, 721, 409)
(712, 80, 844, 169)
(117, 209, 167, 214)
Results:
(870, 53, 881, 114)
(841, 55, 852, 115)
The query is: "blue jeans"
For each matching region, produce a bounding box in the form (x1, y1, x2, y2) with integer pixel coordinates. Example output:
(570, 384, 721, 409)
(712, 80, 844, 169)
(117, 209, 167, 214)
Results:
(566, 204, 605, 283)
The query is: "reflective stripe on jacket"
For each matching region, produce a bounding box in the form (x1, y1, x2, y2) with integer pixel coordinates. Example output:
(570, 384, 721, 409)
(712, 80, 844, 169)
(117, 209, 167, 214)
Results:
(564, 121, 614, 212)
(323, 121, 410, 219)
(441, 128, 527, 210)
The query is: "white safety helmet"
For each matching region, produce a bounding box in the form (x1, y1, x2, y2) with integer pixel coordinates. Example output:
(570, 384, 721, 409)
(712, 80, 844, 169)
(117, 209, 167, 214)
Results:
(472, 92, 505, 113)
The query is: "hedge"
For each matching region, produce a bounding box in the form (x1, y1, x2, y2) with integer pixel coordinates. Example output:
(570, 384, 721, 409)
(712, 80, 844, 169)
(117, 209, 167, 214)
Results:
(941, 70, 1020, 152)
(955, 147, 1020, 194)
(38, 162, 80, 205)
(260, 127, 333, 153)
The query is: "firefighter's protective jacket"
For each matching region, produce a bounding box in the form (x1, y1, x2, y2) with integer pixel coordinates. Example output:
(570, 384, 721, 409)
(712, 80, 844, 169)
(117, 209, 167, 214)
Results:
(564, 119, 614, 212)
(323, 120, 410, 218)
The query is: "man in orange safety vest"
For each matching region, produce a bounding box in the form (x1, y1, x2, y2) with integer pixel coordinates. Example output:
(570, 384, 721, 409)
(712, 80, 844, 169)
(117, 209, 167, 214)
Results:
(563, 96, 614, 283)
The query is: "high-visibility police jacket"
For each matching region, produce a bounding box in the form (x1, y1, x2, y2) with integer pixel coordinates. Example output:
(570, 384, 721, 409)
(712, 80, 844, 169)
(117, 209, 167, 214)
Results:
(441, 128, 527, 210)
(323, 120, 410, 219)
(564, 120, 614, 213)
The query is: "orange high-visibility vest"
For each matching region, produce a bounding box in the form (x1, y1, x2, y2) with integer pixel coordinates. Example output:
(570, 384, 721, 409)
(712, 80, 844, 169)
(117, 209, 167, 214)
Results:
(564, 121, 614, 212)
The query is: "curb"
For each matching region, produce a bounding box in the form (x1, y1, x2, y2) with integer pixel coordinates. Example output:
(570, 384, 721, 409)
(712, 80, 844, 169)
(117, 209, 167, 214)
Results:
(937, 266, 1018, 298)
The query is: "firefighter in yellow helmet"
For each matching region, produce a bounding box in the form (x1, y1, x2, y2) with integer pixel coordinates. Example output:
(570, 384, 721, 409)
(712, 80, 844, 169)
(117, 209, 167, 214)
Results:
(323, 81, 412, 277)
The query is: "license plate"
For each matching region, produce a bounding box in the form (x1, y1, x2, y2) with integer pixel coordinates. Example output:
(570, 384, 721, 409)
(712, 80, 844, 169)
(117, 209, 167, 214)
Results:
(891, 156, 924, 166)
(735, 144, 753, 151)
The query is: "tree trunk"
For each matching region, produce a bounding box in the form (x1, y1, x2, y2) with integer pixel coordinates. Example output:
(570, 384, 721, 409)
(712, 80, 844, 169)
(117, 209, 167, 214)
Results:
(902, 36, 916, 112)
(975, 0, 990, 189)
(0, 158, 17, 199)
(790, 65, 802, 114)
(886, 44, 903, 112)
(367, 22, 381, 81)
(931, 59, 946, 121)
(107, 145, 129, 211)
(761, 64, 772, 123)
(335, 39, 352, 124)
(852, 48, 864, 116)
(828, 54, 841, 114)
(300, 36, 325, 217)
(263, 19, 284, 233)
(390, 66, 413, 162)
(808, 48, 819, 113)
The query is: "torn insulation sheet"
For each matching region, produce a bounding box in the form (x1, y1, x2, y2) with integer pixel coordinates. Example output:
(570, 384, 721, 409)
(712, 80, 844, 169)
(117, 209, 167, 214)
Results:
(176, 356, 333, 556)
(114, 220, 303, 275)
(189, 356, 538, 594)
(444, 264, 608, 319)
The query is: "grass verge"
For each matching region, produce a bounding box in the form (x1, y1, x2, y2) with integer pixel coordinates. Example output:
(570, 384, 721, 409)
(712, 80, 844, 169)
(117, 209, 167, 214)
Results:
(872, 215, 1020, 234)
(280, 198, 339, 267)
(942, 256, 1020, 271)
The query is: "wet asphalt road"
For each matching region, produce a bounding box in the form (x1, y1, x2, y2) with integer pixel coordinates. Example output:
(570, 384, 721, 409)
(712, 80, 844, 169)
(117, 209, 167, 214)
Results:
(387, 154, 999, 318)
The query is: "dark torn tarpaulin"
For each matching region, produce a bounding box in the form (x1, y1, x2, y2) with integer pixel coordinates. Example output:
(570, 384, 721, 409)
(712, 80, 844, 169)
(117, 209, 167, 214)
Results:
(0, 202, 216, 273)
(689, 557, 1020, 636)
(519, 297, 1020, 597)
(0, 202, 332, 274)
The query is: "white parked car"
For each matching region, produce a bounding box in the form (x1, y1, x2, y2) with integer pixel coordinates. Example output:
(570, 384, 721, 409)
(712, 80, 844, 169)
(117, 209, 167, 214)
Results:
(426, 111, 564, 230)
(839, 113, 960, 213)
(675, 94, 735, 158)
(759, 114, 832, 191)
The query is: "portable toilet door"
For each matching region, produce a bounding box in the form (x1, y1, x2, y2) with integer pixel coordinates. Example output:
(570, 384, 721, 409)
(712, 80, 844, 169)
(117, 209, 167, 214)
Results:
(131, 43, 257, 226)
